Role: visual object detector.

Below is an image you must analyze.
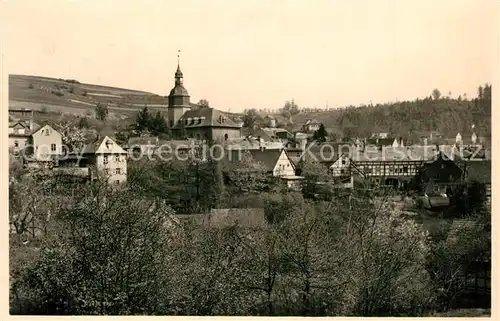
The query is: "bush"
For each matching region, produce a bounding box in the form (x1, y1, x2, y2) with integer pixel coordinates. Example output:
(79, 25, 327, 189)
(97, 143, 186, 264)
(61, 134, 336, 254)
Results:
(51, 90, 64, 97)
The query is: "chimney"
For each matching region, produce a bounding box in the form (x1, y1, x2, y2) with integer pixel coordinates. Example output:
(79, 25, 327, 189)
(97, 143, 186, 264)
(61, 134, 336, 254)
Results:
(424, 138, 428, 146)
(29, 119, 33, 131)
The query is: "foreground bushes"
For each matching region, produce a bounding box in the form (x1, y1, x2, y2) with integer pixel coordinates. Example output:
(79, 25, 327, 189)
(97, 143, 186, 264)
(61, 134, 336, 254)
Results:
(9, 180, 446, 316)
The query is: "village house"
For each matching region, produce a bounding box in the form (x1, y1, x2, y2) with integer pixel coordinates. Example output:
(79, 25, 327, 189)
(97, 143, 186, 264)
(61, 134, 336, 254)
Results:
(9, 120, 37, 153)
(301, 119, 321, 133)
(82, 136, 128, 184)
(414, 152, 464, 194)
(223, 148, 301, 189)
(25, 124, 63, 162)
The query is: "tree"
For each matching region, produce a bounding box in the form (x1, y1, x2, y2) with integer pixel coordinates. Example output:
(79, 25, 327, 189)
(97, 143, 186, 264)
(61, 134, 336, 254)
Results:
(11, 181, 179, 315)
(55, 122, 97, 153)
(242, 108, 259, 129)
(197, 99, 210, 108)
(94, 103, 109, 121)
(282, 100, 300, 116)
(225, 151, 269, 195)
(177, 121, 187, 140)
(150, 111, 168, 136)
(135, 106, 152, 133)
(313, 124, 328, 142)
(432, 89, 441, 100)
(77, 117, 90, 129)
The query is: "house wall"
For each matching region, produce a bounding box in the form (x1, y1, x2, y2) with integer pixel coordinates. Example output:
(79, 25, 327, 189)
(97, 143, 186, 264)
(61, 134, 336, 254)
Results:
(211, 127, 241, 142)
(8, 136, 29, 152)
(272, 151, 295, 177)
(354, 161, 420, 177)
(31, 126, 63, 161)
(330, 155, 350, 177)
(95, 153, 128, 184)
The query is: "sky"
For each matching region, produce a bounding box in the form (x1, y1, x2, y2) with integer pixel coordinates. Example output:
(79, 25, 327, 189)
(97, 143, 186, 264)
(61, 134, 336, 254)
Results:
(1, 0, 498, 112)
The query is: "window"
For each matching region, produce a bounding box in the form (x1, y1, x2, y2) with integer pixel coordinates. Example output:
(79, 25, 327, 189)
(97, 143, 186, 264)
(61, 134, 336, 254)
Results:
(105, 168, 110, 175)
(403, 166, 408, 174)
(115, 180, 120, 185)
(45, 129, 50, 136)
(115, 155, 120, 162)
(51, 144, 56, 151)
(104, 155, 108, 164)
(342, 159, 346, 165)
(115, 168, 121, 175)
(14, 141, 19, 148)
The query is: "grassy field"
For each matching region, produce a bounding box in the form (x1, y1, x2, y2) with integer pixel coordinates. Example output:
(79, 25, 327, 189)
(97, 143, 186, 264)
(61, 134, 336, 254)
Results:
(8, 74, 169, 117)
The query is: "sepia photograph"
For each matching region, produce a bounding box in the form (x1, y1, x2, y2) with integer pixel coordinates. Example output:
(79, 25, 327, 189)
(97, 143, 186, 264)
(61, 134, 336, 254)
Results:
(3, 0, 495, 317)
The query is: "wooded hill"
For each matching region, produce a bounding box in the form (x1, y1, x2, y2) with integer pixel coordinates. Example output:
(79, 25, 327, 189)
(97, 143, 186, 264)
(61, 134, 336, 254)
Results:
(258, 85, 492, 143)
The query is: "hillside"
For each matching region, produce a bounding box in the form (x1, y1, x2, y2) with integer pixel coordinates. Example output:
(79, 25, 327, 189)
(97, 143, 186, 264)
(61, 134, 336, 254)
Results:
(8, 74, 170, 116)
(263, 87, 492, 143)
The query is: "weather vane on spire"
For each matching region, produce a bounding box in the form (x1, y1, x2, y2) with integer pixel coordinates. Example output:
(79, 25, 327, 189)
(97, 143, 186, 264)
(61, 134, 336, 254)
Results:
(177, 49, 181, 65)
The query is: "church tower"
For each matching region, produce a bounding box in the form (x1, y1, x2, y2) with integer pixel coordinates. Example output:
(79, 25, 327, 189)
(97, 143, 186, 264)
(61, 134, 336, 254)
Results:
(167, 53, 191, 127)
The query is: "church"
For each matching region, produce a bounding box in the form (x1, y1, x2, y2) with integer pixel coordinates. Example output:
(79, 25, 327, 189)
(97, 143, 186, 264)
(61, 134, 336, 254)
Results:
(166, 61, 242, 142)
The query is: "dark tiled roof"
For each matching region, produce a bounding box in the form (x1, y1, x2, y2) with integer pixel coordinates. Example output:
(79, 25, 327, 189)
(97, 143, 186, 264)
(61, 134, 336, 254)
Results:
(366, 138, 395, 146)
(9, 120, 41, 137)
(174, 108, 240, 128)
(465, 160, 491, 184)
(128, 136, 159, 146)
(223, 149, 285, 172)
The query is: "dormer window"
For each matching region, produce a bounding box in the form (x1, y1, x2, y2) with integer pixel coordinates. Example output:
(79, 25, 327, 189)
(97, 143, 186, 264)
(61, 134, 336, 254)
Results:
(187, 117, 193, 125)
(193, 117, 199, 124)
(185, 119, 188, 125)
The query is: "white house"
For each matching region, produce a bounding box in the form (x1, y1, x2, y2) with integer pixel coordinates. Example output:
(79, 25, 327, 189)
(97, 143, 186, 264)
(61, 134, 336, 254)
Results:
(28, 124, 63, 162)
(82, 136, 128, 185)
(392, 138, 404, 148)
(272, 149, 296, 177)
(329, 153, 351, 177)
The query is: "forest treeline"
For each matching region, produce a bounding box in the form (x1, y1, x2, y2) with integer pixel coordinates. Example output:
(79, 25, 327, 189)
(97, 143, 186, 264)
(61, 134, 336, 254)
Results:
(243, 84, 492, 142)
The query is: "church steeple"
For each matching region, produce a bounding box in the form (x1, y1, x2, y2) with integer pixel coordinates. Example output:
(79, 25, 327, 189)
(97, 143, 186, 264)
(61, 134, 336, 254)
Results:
(168, 50, 191, 126)
(175, 50, 183, 85)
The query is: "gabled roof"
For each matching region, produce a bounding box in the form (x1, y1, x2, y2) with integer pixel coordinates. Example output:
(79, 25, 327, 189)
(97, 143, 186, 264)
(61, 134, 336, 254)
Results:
(82, 136, 127, 155)
(304, 119, 320, 125)
(8, 120, 41, 137)
(223, 149, 288, 172)
(30, 123, 56, 136)
(174, 108, 240, 128)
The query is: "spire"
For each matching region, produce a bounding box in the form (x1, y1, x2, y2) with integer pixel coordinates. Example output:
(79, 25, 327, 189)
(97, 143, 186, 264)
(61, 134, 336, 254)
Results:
(175, 49, 183, 85)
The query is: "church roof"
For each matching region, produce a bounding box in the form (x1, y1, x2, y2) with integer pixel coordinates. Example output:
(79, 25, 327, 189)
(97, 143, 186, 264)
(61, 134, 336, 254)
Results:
(169, 85, 189, 96)
(174, 108, 241, 128)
